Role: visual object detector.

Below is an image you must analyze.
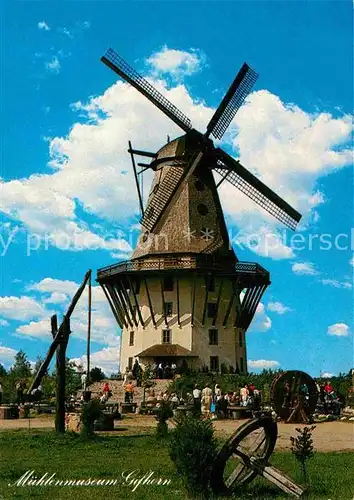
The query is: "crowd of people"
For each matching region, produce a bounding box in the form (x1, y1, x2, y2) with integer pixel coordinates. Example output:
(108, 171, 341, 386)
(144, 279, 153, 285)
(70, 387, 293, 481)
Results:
(316, 380, 342, 415)
(142, 381, 261, 419)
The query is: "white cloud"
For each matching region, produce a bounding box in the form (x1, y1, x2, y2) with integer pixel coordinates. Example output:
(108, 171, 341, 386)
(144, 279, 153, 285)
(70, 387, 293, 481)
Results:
(0, 296, 47, 321)
(321, 372, 334, 378)
(45, 56, 61, 74)
(248, 359, 280, 369)
(0, 345, 18, 365)
(147, 46, 205, 78)
(267, 301, 291, 314)
(246, 300, 272, 332)
(29, 277, 78, 295)
(71, 345, 120, 375)
(16, 320, 51, 340)
(18, 278, 120, 347)
(292, 261, 318, 275)
(234, 226, 294, 260)
(58, 27, 72, 38)
(327, 323, 350, 337)
(38, 21, 50, 31)
(320, 278, 352, 289)
(0, 50, 352, 261)
(217, 90, 352, 251)
(43, 292, 69, 304)
(0, 319, 9, 326)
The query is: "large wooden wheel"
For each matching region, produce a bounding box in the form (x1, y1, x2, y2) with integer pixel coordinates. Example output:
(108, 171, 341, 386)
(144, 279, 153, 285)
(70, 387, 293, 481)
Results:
(270, 370, 318, 422)
(210, 416, 277, 495)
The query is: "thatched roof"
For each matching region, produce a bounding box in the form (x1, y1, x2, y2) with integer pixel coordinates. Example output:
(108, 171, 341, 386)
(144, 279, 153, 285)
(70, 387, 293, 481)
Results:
(136, 344, 197, 358)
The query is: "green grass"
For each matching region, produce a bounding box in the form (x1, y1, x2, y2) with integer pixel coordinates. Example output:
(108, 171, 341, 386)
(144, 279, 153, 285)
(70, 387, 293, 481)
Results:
(0, 429, 353, 499)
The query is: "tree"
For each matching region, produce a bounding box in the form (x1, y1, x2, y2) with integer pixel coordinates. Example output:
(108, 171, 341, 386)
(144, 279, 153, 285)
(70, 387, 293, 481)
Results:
(0, 363, 7, 378)
(9, 350, 32, 379)
(290, 425, 316, 485)
(65, 360, 82, 398)
(90, 367, 106, 383)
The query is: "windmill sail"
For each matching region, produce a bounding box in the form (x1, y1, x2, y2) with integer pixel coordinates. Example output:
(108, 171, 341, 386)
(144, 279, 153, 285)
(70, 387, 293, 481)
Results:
(215, 148, 301, 230)
(101, 48, 192, 132)
(206, 63, 258, 140)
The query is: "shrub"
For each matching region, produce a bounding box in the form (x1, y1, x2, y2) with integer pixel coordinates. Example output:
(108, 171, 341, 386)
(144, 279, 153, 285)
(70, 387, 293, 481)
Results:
(169, 415, 218, 499)
(220, 363, 228, 374)
(290, 425, 316, 485)
(80, 400, 102, 436)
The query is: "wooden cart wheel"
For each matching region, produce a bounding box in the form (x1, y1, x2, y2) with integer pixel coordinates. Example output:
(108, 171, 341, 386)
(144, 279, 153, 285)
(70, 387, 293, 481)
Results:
(270, 370, 318, 422)
(210, 416, 278, 495)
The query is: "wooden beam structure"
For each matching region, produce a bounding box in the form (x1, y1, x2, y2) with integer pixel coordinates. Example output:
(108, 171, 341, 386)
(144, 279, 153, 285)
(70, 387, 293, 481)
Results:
(201, 275, 209, 326)
(127, 147, 157, 159)
(212, 278, 223, 327)
(160, 279, 168, 327)
(108, 283, 128, 328)
(191, 273, 197, 326)
(29, 270, 91, 394)
(86, 273, 92, 386)
(144, 278, 156, 328)
(115, 283, 133, 328)
(128, 140, 145, 218)
(120, 281, 138, 327)
(128, 276, 144, 328)
(223, 281, 236, 327)
(176, 277, 181, 327)
(101, 284, 124, 328)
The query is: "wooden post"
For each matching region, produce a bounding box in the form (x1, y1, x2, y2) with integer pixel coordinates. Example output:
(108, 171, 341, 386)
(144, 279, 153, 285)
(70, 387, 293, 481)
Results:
(55, 317, 70, 434)
(86, 273, 92, 387)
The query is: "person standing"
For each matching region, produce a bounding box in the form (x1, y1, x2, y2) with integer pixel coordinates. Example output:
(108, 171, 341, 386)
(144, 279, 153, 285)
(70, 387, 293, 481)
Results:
(122, 367, 129, 387)
(16, 380, 24, 405)
(81, 372, 87, 391)
(201, 384, 213, 417)
(240, 384, 249, 407)
(193, 384, 201, 413)
(214, 384, 222, 401)
(103, 382, 111, 399)
(125, 381, 134, 403)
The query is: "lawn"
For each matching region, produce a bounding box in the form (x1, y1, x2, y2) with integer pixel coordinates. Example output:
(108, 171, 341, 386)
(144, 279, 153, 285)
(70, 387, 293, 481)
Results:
(0, 429, 353, 499)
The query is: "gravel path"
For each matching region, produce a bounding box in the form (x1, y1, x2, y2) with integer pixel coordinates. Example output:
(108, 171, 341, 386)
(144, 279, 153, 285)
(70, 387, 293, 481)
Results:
(1, 415, 353, 452)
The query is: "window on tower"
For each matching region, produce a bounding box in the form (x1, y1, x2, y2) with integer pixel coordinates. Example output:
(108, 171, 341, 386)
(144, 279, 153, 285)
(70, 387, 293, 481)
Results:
(207, 302, 217, 318)
(129, 331, 134, 346)
(210, 356, 219, 372)
(197, 203, 208, 215)
(163, 276, 174, 291)
(164, 302, 173, 317)
(162, 329, 171, 344)
(209, 328, 218, 345)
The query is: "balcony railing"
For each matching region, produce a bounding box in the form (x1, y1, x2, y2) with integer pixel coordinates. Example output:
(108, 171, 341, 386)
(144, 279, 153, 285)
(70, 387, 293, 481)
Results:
(97, 255, 269, 282)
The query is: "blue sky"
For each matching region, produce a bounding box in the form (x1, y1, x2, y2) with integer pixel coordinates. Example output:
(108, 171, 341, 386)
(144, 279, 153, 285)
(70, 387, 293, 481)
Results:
(0, 1, 353, 377)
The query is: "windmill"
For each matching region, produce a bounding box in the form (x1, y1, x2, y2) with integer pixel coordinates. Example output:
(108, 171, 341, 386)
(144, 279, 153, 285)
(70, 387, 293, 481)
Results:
(97, 47, 301, 375)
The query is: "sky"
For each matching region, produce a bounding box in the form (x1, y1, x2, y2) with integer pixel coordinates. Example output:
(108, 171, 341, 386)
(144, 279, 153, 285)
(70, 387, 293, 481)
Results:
(0, 1, 353, 378)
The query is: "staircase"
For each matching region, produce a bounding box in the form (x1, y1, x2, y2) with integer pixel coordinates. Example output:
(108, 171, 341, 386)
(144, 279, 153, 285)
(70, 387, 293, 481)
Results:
(84, 379, 172, 406)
